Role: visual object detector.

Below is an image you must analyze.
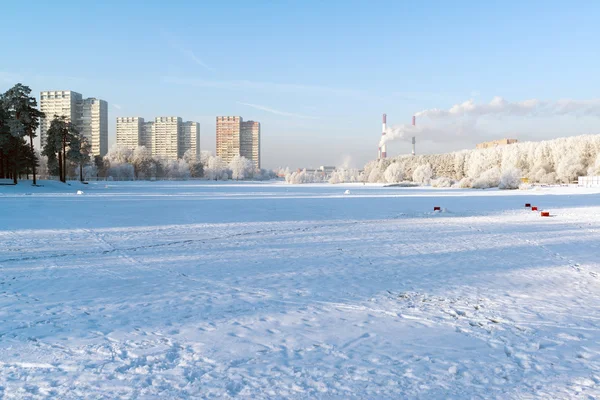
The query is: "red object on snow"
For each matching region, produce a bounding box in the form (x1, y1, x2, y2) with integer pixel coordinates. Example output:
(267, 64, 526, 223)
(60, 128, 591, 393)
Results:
(531, 206, 538, 211)
(434, 206, 441, 211)
(525, 203, 531, 207)
(541, 211, 550, 217)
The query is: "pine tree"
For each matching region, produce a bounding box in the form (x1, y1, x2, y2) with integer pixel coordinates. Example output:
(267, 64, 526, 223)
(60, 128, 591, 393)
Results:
(2, 84, 45, 184)
(42, 116, 80, 183)
(68, 134, 90, 182)
(0, 100, 9, 180)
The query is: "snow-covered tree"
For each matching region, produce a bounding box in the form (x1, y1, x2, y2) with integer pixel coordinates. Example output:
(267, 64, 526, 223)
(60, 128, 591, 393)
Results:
(587, 153, 600, 176)
(329, 168, 360, 184)
(107, 163, 134, 180)
(205, 156, 229, 180)
(472, 167, 501, 189)
(131, 146, 155, 179)
(556, 155, 585, 183)
(498, 167, 522, 190)
(384, 162, 404, 183)
(412, 164, 433, 185)
(431, 176, 454, 187)
(229, 155, 255, 180)
(104, 144, 133, 165)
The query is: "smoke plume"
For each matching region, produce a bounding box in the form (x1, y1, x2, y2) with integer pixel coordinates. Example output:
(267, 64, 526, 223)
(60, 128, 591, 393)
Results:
(380, 96, 600, 147)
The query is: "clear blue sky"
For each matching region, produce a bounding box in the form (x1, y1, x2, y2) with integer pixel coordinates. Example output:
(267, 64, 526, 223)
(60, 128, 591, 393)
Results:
(2, 0, 599, 169)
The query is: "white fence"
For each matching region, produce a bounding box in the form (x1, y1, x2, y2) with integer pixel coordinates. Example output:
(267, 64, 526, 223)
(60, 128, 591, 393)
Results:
(578, 176, 600, 187)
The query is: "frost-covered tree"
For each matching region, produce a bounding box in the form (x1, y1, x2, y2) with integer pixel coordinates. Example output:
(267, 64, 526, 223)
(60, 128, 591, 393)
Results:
(360, 134, 600, 189)
(205, 156, 229, 180)
(107, 163, 134, 180)
(413, 164, 433, 185)
(431, 176, 454, 187)
(67, 134, 91, 182)
(285, 169, 326, 184)
(105, 144, 133, 165)
(588, 153, 600, 176)
(83, 164, 98, 180)
(384, 162, 404, 183)
(329, 168, 360, 184)
(472, 167, 501, 189)
(131, 146, 155, 179)
(163, 159, 191, 179)
(556, 155, 585, 183)
(229, 155, 255, 180)
(498, 168, 522, 190)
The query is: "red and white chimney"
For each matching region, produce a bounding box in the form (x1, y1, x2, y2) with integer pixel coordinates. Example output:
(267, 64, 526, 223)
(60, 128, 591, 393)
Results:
(411, 116, 416, 156)
(380, 113, 387, 158)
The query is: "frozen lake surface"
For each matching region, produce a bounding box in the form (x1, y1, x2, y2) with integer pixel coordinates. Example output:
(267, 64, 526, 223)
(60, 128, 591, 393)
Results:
(1, 181, 600, 398)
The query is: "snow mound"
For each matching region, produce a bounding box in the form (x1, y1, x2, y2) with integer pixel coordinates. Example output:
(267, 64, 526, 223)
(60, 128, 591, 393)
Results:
(77, 190, 85, 195)
(344, 190, 351, 195)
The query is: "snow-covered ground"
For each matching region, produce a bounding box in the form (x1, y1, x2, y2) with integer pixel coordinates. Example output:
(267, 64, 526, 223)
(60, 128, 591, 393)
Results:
(1, 181, 600, 398)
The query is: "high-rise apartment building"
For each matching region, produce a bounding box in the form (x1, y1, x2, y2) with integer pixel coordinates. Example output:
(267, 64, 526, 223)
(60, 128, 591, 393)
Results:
(216, 116, 241, 164)
(81, 98, 108, 156)
(116, 117, 144, 150)
(180, 121, 200, 159)
(216, 116, 261, 169)
(153, 117, 181, 159)
(241, 121, 260, 170)
(39, 90, 108, 157)
(39, 90, 82, 149)
(141, 122, 154, 152)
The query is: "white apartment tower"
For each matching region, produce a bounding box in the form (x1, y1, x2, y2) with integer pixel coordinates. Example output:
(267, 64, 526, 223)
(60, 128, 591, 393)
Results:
(39, 90, 82, 149)
(217, 116, 261, 169)
(39, 90, 108, 157)
(153, 117, 182, 159)
(116, 117, 144, 150)
(81, 98, 108, 156)
(241, 121, 261, 170)
(141, 121, 154, 152)
(179, 121, 200, 158)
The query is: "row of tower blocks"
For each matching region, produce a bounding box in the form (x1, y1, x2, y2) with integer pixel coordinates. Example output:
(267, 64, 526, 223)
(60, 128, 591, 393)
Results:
(117, 116, 261, 169)
(38, 90, 261, 170)
(40, 91, 108, 157)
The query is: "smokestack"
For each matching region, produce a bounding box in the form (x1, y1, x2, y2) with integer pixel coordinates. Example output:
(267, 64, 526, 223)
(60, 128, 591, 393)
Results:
(381, 113, 387, 158)
(412, 116, 416, 156)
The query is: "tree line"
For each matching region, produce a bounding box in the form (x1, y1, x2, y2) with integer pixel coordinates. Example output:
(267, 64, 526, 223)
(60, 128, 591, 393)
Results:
(0, 83, 90, 185)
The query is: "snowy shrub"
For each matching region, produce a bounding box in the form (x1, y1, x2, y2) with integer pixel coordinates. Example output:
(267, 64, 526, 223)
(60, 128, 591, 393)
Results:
(163, 159, 191, 179)
(107, 163, 134, 180)
(285, 169, 326, 184)
(105, 144, 133, 165)
(83, 164, 98, 180)
(412, 164, 433, 185)
(498, 168, 522, 190)
(205, 156, 229, 180)
(431, 176, 454, 188)
(367, 168, 383, 183)
(588, 153, 600, 176)
(329, 168, 360, 184)
(229, 156, 255, 180)
(539, 172, 558, 185)
(472, 167, 501, 189)
(131, 146, 155, 179)
(453, 177, 474, 188)
(556, 155, 585, 183)
(384, 163, 404, 183)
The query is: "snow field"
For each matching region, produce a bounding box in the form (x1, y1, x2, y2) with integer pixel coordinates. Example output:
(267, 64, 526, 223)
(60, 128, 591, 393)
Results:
(1, 181, 600, 398)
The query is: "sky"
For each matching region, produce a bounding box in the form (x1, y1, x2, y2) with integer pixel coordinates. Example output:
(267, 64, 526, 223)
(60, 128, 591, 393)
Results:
(1, 0, 599, 169)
